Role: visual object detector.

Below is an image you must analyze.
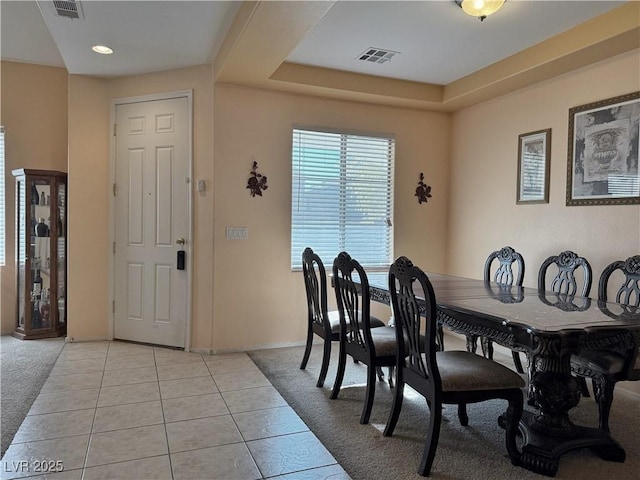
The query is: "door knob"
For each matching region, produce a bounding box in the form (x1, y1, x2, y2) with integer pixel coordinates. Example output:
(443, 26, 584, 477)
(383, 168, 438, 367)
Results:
(176, 237, 185, 246)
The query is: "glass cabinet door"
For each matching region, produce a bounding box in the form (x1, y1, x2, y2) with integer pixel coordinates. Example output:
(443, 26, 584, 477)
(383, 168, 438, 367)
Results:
(31, 178, 54, 330)
(56, 182, 66, 327)
(13, 169, 67, 340)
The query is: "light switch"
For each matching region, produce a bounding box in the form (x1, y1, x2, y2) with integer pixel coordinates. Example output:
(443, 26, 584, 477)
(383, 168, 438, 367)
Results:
(197, 179, 206, 192)
(226, 227, 248, 240)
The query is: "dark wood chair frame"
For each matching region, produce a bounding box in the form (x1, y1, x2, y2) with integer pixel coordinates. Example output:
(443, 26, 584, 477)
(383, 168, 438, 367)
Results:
(383, 256, 523, 477)
(330, 251, 396, 424)
(538, 250, 592, 297)
(537, 250, 592, 396)
(570, 255, 640, 432)
(299, 247, 338, 388)
(481, 246, 526, 372)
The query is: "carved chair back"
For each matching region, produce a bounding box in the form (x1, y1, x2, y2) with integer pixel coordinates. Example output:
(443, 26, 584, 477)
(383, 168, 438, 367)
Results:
(598, 255, 640, 381)
(484, 246, 525, 287)
(302, 247, 330, 336)
(538, 250, 592, 297)
(389, 256, 440, 394)
(332, 251, 374, 355)
(599, 255, 640, 307)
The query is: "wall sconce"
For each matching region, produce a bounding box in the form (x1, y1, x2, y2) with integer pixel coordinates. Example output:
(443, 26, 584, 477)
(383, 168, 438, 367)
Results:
(247, 161, 268, 197)
(455, 0, 505, 21)
(415, 172, 432, 204)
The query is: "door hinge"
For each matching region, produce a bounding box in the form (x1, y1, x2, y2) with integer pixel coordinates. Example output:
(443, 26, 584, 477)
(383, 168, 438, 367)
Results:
(113, 242, 116, 255)
(113, 123, 117, 136)
(113, 183, 117, 196)
(112, 300, 115, 314)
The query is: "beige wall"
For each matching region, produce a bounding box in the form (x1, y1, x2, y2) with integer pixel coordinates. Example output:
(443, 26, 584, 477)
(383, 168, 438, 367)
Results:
(0, 62, 68, 334)
(66, 65, 215, 348)
(446, 50, 640, 286)
(2, 51, 638, 360)
(67, 75, 110, 340)
(212, 84, 450, 351)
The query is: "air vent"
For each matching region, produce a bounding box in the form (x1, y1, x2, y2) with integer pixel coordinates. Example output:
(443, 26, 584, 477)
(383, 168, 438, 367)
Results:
(53, 0, 83, 19)
(357, 48, 399, 65)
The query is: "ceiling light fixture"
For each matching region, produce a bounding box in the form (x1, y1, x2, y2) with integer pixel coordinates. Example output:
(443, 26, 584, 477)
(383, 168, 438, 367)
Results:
(455, 0, 505, 22)
(91, 45, 113, 55)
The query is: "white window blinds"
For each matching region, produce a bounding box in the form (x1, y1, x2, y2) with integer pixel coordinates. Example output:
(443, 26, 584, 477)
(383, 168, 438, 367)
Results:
(291, 127, 394, 270)
(0, 127, 5, 266)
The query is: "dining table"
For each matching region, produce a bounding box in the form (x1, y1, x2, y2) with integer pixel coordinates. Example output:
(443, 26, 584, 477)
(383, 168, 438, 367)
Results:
(362, 270, 640, 477)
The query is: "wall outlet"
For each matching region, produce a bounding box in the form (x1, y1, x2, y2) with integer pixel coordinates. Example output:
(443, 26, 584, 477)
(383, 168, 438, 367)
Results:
(226, 227, 248, 240)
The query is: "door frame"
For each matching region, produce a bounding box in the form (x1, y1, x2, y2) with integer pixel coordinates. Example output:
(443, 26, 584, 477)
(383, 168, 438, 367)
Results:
(108, 90, 194, 351)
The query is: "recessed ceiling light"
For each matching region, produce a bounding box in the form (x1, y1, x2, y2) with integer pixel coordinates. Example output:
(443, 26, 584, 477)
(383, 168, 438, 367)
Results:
(92, 45, 113, 55)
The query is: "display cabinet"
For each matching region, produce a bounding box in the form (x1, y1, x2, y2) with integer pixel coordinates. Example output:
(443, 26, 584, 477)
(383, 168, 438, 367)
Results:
(12, 169, 67, 340)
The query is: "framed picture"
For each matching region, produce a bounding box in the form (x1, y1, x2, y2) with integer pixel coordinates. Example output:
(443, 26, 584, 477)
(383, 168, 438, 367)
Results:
(517, 129, 551, 204)
(567, 91, 640, 206)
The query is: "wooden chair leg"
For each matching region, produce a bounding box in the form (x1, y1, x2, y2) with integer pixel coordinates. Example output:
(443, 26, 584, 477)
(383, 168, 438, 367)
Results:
(457, 403, 469, 426)
(593, 375, 616, 433)
(330, 347, 347, 400)
(376, 366, 385, 382)
(466, 334, 478, 354)
(505, 391, 524, 466)
(512, 351, 525, 374)
(577, 376, 590, 397)
(299, 327, 314, 370)
(316, 337, 331, 388)
(360, 365, 377, 424)
(383, 374, 404, 437)
(436, 324, 445, 351)
(418, 398, 442, 477)
(480, 337, 494, 359)
(388, 366, 395, 388)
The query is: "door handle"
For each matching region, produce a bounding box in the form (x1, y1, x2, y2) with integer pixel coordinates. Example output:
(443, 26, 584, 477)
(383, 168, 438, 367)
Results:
(176, 237, 185, 246)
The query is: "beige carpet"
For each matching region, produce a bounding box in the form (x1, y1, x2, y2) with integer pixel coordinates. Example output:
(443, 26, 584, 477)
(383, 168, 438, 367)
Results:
(249, 337, 640, 480)
(0, 335, 65, 457)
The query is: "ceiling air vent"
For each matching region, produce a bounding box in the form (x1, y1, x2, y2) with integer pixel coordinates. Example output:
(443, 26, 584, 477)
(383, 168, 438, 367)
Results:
(357, 48, 399, 65)
(53, 0, 83, 19)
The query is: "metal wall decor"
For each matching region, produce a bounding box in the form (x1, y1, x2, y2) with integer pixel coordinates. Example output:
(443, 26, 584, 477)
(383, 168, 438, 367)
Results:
(247, 161, 268, 197)
(415, 172, 432, 204)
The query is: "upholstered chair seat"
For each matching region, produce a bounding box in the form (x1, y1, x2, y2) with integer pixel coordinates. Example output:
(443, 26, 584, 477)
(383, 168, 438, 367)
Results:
(328, 310, 385, 334)
(436, 351, 525, 392)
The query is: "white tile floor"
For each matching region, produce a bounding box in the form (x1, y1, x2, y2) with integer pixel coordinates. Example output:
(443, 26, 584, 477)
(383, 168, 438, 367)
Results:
(1, 341, 350, 480)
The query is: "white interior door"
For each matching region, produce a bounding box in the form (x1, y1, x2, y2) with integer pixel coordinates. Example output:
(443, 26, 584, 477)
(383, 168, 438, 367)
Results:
(113, 95, 191, 348)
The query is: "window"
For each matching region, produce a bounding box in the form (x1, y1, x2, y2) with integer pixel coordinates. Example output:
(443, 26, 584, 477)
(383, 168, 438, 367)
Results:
(291, 127, 394, 270)
(0, 126, 5, 266)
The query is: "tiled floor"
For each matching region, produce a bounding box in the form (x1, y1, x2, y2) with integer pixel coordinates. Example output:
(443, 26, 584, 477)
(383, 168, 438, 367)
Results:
(1, 341, 350, 479)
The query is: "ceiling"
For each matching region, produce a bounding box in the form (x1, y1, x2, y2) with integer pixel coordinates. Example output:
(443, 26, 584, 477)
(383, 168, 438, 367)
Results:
(1, 1, 638, 111)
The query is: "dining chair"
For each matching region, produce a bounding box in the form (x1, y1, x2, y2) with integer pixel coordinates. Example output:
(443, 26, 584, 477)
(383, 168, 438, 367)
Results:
(383, 256, 524, 477)
(300, 247, 385, 387)
(482, 246, 526, 373)
(570, 255, 640, 432)
(330, 251, 397, 424)
(538, 250, 592, 297)
(537, 250, 592, 396)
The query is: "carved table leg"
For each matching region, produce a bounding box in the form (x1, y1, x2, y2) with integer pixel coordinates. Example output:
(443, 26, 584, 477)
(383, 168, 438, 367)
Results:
(514, 334, 626, 477)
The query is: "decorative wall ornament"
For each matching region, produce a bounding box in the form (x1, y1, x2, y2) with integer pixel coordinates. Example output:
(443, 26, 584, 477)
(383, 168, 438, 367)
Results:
(247, 161, 268, 197)
(415, 172, 432, 204)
